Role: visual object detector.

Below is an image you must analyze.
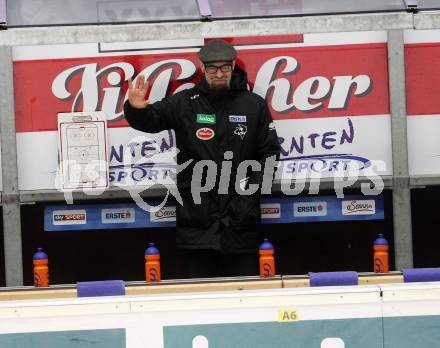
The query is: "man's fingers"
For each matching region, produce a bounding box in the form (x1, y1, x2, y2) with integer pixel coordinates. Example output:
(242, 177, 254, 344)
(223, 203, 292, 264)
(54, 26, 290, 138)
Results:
(130, 75, 148, 97)
(134, 75, 140, 89)
(128, 75, 149, 109)
(141, 80, 149, 94)
(138, 75, 147, 92)
(135, 75, 145, 90)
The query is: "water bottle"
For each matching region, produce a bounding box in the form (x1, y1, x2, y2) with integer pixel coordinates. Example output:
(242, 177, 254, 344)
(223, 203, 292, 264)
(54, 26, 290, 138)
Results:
(259, 238, 275, 278)
(33, 247, 49, 287)
(373, 234, 389, 273)
(145, 243, 161, 282)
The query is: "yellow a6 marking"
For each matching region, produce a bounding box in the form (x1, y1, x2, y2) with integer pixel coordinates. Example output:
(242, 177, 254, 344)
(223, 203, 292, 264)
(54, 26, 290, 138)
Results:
(278, 309, 299, 322)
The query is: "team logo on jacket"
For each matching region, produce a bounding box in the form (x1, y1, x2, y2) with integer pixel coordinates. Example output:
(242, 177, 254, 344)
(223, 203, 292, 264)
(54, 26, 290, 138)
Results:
(234, 124, 247, 139)
(196, 127, 215, 140)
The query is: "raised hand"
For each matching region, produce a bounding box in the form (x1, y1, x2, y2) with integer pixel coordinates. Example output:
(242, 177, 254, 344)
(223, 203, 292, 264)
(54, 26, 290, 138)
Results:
(127, 75, 149, 109)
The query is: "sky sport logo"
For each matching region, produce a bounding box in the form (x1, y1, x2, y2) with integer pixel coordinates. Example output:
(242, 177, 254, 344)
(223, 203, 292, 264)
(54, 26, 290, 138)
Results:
(260, 204, 281, 219)
(293, 202, 327, 217)
(101, 208, 135, 224)
(53, 210, 86, 225)
(150, 206, 176, 222)
(342, 200, 375, 215)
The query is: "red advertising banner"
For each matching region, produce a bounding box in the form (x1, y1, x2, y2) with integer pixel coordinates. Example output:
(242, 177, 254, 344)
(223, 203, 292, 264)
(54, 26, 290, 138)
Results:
(14, 40, 389, 133)
(13, 33, 393, 190)
(405, 30, 440, 176)
(405, 43, 440, 116)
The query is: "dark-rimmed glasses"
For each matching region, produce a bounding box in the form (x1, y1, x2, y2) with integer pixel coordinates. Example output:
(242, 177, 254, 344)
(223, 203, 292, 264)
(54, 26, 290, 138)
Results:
(204, 64, 233, 74)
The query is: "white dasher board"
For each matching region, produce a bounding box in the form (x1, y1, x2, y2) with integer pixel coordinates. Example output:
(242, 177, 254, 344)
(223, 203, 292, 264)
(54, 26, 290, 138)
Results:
(58, 112, 109, 190)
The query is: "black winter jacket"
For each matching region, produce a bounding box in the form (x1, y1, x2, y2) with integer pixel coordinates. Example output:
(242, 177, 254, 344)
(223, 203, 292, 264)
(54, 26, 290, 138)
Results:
(124, 66, 280, 253)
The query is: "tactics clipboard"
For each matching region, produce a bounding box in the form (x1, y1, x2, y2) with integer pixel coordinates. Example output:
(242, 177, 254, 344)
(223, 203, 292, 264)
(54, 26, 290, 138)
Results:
(58, 112, 109, 191)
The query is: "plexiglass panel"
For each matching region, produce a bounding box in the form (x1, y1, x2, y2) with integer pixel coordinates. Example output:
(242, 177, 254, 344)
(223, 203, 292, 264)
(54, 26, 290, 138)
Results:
(0, 0, 5, 23)
(6, 0, 200, 26)
(210, 0, 406, 18)
(419, 0, 440, 10)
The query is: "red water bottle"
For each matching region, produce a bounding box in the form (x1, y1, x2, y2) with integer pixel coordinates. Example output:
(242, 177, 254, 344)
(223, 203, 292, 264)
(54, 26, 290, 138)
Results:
(374, 234, 389, 273)
(145, 243, 161, 282)
(33, 247, 49, 287)
(259, 238, 275, 278)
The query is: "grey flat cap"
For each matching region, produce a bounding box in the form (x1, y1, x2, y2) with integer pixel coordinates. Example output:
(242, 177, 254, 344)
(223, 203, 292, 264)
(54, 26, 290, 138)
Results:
(198, 39, 237, 63)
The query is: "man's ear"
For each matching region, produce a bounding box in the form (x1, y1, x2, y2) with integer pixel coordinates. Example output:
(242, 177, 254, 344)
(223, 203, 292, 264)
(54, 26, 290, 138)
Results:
(200, 63, 205, 73)
(232, 60, 236, 69)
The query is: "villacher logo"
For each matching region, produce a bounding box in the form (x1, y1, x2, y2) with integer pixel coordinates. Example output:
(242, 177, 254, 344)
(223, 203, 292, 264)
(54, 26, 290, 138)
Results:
(342, 200, 375, 215)
(53, 210, 87, 225)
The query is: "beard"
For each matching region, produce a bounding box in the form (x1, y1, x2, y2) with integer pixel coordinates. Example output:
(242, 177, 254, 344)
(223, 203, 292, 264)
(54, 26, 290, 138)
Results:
(208, 79, 229, 100)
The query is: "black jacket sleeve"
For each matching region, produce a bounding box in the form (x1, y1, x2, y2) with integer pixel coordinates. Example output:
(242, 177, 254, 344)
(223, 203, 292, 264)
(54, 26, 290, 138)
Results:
(256, 102, 280, 161)
(248, 101, 280, 193)
(123, 93, 183, 133)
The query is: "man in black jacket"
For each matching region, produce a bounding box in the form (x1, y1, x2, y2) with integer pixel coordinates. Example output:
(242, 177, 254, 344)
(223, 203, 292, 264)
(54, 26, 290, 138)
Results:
(124, 39, 280, 278)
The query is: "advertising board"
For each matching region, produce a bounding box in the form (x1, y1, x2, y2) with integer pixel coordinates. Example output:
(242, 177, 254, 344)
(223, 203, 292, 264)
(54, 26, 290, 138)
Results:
(43, 194, 384, 231)
(1, 283, 440, 347)
(405, 29, 440, 175)
(13, 32, 392, 191)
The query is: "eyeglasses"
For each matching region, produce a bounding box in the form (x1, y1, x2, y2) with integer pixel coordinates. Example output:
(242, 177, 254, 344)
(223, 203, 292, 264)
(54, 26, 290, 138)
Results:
(204, 64, 233, 74)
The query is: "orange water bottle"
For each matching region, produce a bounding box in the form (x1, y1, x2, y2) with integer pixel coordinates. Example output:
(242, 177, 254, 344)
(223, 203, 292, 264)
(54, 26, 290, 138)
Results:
(373, 234, 389, 273)
(145, 243, 161, 282)
(259, 238, 275, 278)
(33, 247, 49, 287)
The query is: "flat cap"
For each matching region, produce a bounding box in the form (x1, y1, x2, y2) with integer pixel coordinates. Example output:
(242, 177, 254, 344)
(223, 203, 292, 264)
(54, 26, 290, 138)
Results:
(198, 39, 237, 63)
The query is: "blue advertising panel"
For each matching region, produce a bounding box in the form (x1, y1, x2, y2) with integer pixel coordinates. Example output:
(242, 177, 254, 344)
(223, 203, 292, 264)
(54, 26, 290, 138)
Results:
(260, 194, 384, 224)
(44, 203, 176, 231)
(44, 194, 384, 231)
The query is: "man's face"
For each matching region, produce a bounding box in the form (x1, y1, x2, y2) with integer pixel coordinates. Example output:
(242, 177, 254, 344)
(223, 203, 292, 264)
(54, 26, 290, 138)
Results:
(202, 61, 235, 90)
